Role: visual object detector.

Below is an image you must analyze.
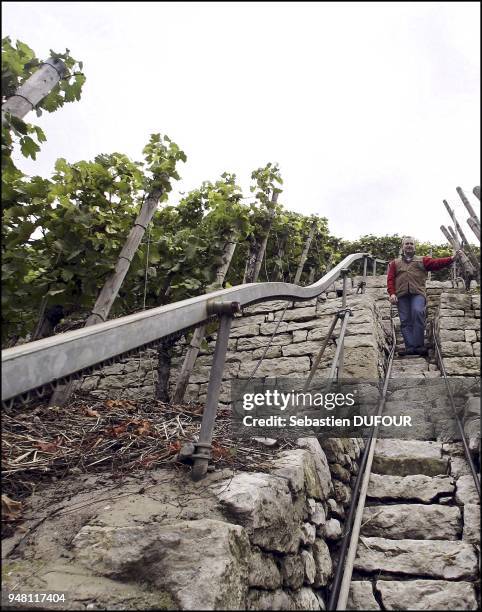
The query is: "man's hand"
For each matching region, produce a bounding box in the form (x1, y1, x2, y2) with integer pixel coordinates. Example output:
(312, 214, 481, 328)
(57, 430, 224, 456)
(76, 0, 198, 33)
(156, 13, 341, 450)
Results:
(454, 249, 464, 261)
(389, 294, 398, 305)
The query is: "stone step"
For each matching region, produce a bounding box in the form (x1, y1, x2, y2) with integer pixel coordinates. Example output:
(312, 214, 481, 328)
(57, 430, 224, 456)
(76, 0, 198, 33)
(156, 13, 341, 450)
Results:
(391, 363, 429, 373)
(360, 504, 462, 540)
(354, 537, 478, 580)
(367, 474, 455, 503)
(387, 385, 447, 403)
(347, 581, 380, 610)
(375, 580, 478, 610)
(372, 440, 449, 476)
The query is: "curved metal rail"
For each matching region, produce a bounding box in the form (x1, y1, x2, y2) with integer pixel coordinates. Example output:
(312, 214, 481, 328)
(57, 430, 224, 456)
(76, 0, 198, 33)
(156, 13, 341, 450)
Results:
(2, 253, 384, 402)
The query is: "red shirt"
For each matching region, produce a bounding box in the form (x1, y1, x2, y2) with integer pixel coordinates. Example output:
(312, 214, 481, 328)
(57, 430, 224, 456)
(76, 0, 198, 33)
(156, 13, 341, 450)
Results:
(387, 256, 454, 295)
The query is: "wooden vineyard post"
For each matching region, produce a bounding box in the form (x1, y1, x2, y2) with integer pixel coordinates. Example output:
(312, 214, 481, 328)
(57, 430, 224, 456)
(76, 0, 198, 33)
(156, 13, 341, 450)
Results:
(2, 58, 67, 122)
(172, 235, 238, 404)
(456, 187, 481, 241)
(293, 218, 317, 285)
(440, 225, 475, 287)
(49, 186, 164, 406)
(243, 191, 279, 284)
(443, 200, 480, 275)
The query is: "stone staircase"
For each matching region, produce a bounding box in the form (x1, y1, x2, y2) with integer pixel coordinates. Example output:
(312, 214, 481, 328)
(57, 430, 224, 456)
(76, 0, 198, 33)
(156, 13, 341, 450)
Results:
(347, 350, 480, 609)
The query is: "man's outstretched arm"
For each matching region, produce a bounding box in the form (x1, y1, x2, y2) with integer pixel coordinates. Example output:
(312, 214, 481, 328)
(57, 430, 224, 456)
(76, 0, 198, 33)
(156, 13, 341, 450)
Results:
(422, 254, 456, 271)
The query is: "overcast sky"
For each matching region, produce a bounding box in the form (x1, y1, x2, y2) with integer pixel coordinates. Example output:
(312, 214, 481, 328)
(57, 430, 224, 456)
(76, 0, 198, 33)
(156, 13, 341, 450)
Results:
(3, 1, 480, 244)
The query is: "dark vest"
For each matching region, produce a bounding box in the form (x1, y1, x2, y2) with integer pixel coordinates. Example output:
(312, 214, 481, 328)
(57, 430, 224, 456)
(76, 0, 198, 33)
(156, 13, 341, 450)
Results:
(393, 256, 427, 298)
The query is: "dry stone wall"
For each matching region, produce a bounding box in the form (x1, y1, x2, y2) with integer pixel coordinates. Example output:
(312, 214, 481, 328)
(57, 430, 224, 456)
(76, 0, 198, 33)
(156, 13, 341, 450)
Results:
(436, 290, 480, 376)
(4, 436, 362, 610)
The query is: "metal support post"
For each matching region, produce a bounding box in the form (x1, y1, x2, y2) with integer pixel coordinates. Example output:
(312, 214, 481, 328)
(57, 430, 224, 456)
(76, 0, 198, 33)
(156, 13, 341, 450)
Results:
(303, 313, 339, 391)
(337, 270, 349, 380)
(328, 310, 351, 380)
(191, 300, 240, 481)
(361, 256, 368, 293)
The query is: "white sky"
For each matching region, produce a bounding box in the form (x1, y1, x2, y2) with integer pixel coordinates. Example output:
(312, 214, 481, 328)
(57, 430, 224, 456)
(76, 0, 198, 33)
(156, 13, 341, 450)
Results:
(3, 1, 480, 243)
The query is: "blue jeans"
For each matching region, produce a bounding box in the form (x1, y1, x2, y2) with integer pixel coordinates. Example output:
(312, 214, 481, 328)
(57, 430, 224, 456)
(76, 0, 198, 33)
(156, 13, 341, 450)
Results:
(397, 294, 426, 350)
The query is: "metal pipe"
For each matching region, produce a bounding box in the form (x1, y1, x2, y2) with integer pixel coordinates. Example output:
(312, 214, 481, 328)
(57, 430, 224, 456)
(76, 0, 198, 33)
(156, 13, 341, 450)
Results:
(328, 310, 351, 380)
(362, 256, 368, 293)
(191, 303, 238, 481)
(303, 313, 339, 391)
(338, 271, 349, 379)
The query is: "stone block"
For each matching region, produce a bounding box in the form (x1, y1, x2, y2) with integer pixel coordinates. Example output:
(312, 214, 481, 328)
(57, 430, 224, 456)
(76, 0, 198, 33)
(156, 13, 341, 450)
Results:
(230, 324, 260, 338)
(72, 519, 250, 610)
(211, 472, 301, 553)
(273, 306, 317, 322)
(440, 317, 479, 330)
(354, 537, 478, 579)
(271, 449, 323, 499)
(323, 518, 342, 541)
(237, 333, 291, 351)
(296, 437, 333, 500)
(372, 440, 449, 477)
(455, 474, 479, 505)
(366, 473, 455, 503)
(347, 581, 380, 610)
(231, 314, 267, 328)
(361, 504, 461, 540)
(238, 356, 310, 378)
(463, 503, 480, 544)
(312, 538, 333, 587)
(440, 341, 474, 357)
(282, 341, 323, 358)
(439, 308, 465, 316)
(300, 522, 316, 546)
(80, 376, 99, 392)
(443, 357, 480, 376)
(376, 580, 477, 611)
(464, 329, 477, 343)
(293, 330, 308, 343)
(280, 554, 304, 589)
(248, 549, 281, 589)
(301, 550, 316, 584)
(440, 294, 473, 309)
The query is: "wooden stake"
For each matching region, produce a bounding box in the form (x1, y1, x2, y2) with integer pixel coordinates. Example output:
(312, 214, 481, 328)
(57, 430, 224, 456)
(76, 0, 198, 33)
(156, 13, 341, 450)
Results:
(172, 236, 237, 404)
(293, 218, 317, 285)
(244, 191, 279, 283)
(456, 186, 481, 242)
(443, 200, 480, 273)
(49, 186, 164, 406)
(2, 58, 67, 122)
(440, 225, 475, 277)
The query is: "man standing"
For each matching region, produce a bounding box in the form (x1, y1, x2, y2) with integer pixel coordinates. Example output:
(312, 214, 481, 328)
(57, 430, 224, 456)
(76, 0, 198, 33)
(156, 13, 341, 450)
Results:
(387, 237, 462, 356)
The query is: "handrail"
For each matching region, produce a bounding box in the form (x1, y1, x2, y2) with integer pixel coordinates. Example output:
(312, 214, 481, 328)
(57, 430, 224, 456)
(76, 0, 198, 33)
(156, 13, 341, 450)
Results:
(1, 253, 386, 402)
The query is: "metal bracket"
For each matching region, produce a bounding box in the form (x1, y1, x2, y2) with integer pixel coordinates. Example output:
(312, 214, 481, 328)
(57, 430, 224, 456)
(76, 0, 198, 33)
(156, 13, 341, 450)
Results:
(206, 300, 241, 316)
